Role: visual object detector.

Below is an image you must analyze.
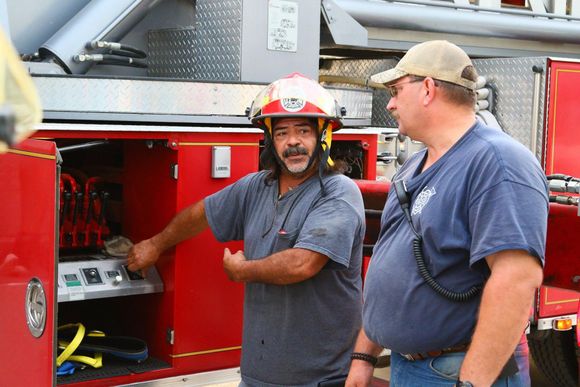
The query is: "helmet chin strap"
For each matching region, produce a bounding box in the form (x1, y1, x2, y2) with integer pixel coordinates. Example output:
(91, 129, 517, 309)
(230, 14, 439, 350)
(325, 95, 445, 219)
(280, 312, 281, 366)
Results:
(317, 120, 331, 196)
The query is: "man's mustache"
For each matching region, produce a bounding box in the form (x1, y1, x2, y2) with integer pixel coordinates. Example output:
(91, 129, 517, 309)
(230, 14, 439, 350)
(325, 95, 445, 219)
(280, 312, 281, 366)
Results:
(283, 146, 308, 158)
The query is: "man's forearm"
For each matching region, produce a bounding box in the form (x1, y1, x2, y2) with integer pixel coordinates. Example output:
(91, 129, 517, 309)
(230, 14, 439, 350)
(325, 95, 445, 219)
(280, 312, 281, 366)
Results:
(460, 251, 543, 386)
(352, 328, 383, 357)
(234, 248, 328, 285)
(345, 329, 383, 387)
(150, 200, 209, 252)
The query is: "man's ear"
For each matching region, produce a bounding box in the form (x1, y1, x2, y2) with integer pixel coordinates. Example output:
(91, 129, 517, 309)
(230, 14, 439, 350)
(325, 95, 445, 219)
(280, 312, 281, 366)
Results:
(422, 77, 437, 106)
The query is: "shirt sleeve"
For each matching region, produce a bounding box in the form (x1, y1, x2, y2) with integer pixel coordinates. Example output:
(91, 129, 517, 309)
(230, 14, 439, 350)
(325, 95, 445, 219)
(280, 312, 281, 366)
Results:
(204, 174, 255, 242)
(294, 179, 365, 269)
(468, 180, 548, 267)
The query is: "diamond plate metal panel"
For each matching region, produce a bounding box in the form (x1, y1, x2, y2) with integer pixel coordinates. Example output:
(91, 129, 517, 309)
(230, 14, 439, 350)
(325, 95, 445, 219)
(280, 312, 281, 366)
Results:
(32, 76, 371, 124)
(194, 0, 242, 81)
(148, 28, 196, 78)
(330, 87, 372, 121)
(320, 58, 399, 127)
(473, 57, 548, 157)
(34, 77, 259, 116)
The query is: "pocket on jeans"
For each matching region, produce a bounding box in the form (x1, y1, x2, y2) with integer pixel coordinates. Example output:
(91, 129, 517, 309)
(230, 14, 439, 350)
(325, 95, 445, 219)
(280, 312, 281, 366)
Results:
(273, 229, 299, 252)
(429, 353, 464, 381)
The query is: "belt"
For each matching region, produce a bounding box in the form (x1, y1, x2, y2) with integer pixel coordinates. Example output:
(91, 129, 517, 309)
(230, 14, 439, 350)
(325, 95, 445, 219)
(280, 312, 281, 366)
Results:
(401, 343, 470, 361)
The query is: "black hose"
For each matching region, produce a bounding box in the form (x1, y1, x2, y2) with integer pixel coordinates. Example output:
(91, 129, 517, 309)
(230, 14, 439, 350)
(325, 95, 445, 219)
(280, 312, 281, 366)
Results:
(118, 44, 147, 58)
(108, 48, 147, 59)
(546, 174, 580, 182)
(87, 41, 147, 59)
(97, 57, 148, 68)
(412, 237, 482, 302)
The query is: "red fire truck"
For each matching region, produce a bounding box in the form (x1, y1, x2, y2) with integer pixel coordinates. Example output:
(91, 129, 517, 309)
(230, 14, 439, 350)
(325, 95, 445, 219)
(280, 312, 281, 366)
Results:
(1, 0, 580, 386)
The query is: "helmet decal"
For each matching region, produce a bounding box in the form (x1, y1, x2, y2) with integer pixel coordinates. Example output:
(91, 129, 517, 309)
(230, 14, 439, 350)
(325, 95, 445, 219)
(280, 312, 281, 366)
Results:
(281, 97, 305, 112)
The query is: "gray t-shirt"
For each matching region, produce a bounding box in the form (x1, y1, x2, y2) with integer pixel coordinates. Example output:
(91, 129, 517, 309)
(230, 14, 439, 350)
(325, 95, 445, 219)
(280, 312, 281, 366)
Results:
(204, 171, 365, 386)
(363, 122, 548, 355)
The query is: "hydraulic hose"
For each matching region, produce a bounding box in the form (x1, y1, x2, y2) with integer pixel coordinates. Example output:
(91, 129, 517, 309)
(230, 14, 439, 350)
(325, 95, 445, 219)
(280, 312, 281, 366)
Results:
(98, 57, 147, 68)
(74, 54, 147, 68)
(88, 41, 147, 58)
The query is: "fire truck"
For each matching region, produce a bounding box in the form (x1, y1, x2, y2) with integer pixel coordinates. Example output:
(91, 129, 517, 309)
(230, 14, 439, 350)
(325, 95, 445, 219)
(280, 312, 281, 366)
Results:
(1, 0, 580, 386)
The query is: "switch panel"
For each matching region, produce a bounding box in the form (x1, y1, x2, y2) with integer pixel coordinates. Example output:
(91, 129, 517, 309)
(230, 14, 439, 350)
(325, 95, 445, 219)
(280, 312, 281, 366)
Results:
(58, 256, 163, 302)
(82, 268, 103, 285)
(123, 265, 144, 281)
(212, 146, 231, 178)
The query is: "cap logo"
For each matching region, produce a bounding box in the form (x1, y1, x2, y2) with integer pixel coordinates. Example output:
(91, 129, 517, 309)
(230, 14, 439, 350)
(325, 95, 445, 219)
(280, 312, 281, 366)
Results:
(281, 97, 305, 112)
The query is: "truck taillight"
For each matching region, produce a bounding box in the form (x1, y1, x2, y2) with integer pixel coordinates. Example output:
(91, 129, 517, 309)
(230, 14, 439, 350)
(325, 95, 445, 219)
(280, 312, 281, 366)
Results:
(552, 318, 574, 331)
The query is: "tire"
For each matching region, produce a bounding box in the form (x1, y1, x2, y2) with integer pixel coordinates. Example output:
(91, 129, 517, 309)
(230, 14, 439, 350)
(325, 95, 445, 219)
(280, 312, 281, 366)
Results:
(528, 329, 578, 387)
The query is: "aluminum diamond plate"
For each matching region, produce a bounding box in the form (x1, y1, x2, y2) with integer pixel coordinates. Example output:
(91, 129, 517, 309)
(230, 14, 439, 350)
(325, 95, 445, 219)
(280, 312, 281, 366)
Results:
(473, 57, 548, 157)
(148, 28, 197, 78)
(320, 58, 399, 127)
(32, 76, 371, 124)
(194, 0, 242, 81)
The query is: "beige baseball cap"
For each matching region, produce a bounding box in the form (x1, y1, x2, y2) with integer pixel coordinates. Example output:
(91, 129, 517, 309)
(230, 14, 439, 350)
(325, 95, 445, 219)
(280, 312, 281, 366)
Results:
(371, 40, 477, 91)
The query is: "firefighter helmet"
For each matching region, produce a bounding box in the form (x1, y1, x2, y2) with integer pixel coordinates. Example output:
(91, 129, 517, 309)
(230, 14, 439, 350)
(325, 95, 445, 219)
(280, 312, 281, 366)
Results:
(248, 72, 344, 135)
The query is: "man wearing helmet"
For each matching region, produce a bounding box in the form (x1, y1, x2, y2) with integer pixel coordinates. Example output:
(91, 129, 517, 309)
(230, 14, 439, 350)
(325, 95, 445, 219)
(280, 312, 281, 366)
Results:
(127, 73, 365, 386)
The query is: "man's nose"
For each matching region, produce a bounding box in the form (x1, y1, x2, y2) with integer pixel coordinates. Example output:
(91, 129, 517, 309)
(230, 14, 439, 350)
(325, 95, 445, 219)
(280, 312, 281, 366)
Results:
(387, 98, 396, 111)
(287, 132, 301, 145)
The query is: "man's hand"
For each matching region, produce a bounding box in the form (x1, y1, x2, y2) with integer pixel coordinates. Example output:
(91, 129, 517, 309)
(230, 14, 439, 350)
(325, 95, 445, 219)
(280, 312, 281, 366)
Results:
(223, 247, 247, 282)
(346, 360, 374, 387)
(126, 238, 163, 278)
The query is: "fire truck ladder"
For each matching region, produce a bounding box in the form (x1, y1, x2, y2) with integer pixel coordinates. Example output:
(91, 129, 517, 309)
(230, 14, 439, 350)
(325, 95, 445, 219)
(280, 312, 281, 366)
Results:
(323, 0, 580, 58)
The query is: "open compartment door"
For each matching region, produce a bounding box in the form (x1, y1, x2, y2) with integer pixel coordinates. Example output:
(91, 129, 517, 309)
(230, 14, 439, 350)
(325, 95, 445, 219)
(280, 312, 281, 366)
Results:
(0, 139, 58, 386)
(542, 59, 580, 291)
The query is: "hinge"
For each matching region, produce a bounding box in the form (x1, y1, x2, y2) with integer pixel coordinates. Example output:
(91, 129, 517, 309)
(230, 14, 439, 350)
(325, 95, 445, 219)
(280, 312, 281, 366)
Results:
(170, 164, 178, 180)
(166, 328, 174, 345)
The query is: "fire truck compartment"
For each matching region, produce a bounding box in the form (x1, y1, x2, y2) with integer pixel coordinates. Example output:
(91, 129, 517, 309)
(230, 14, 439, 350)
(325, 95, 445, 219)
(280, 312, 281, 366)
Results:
(47, 132, 260, 385)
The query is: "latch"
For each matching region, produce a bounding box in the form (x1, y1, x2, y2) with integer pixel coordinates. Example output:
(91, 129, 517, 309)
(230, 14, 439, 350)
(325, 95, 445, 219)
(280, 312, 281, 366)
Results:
(166, 328, 174, 345)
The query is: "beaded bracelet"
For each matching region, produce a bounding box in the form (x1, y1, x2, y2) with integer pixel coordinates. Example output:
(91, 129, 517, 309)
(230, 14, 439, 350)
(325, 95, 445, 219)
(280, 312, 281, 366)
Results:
(350, 352, 378, 366)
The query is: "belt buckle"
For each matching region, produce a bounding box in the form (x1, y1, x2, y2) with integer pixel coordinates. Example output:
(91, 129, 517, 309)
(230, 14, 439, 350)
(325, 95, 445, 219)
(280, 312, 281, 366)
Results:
(402, 353, 417, 361)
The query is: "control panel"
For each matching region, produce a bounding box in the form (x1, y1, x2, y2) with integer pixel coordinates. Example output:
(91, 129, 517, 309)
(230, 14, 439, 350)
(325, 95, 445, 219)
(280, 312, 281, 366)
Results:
(58, 256, 163, 302)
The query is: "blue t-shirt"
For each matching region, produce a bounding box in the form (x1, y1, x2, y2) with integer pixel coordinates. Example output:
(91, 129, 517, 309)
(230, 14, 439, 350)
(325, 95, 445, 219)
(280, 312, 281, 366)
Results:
(363, 122, 548, 355)
(204, 171, 365, 386)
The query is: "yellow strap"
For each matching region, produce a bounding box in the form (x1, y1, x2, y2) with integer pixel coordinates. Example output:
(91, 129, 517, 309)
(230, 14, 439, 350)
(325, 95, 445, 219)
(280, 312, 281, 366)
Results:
(57, 329, 106, 368)
(67, 353, 103, 368)
(56, 323, 85, 367)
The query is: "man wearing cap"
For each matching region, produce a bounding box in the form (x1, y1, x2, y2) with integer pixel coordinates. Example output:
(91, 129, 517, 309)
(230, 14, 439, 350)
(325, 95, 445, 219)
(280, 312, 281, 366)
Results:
(127, 73, 365, 386)
(346, 41, 548, 386)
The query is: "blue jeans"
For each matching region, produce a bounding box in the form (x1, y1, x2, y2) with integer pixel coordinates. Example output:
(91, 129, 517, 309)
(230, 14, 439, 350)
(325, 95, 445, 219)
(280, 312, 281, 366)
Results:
(514, 337, 530, 387)
(390, 351, 525, 387)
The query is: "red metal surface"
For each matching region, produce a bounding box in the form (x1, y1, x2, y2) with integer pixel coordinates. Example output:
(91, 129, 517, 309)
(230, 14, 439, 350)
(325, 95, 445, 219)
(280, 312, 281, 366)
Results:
(355, 179, 390, 250)
(577, 302, 580, 347)
(0, 139, 58, 386)
(535, 60, 580, 322)
(354, 180, 390, 281)
(121, 138, 179, 366)
(544, 60, 580, 177)
(502, 0, 525, 6)
(537, 286, 579, 318)
(543, 203, 580, 292)
(171, 132, 260, 372)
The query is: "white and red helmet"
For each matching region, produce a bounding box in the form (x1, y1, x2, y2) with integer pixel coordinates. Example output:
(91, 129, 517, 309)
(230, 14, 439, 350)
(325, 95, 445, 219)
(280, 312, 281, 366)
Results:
(248, 72, 344, 135)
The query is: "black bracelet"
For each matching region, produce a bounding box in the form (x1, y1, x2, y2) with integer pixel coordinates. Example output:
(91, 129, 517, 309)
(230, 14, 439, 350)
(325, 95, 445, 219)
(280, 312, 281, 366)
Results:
(350, 352, 378, 366)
